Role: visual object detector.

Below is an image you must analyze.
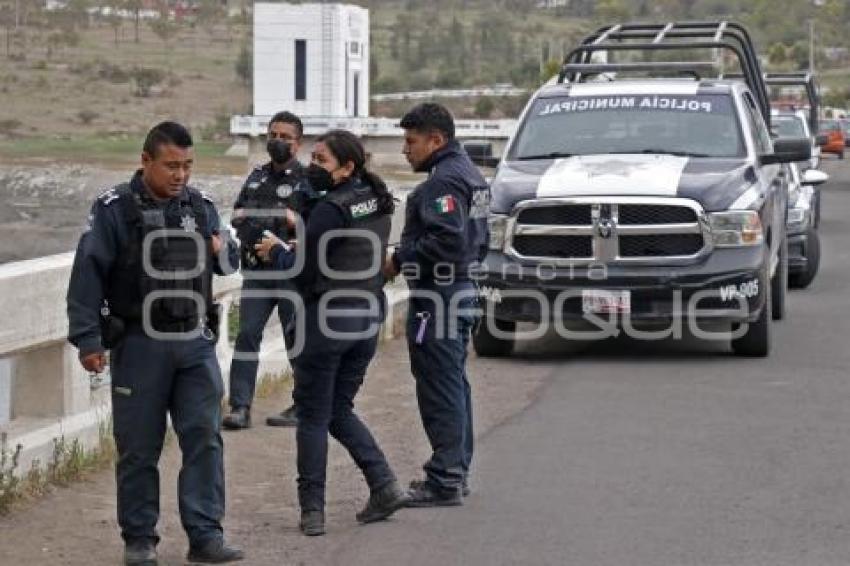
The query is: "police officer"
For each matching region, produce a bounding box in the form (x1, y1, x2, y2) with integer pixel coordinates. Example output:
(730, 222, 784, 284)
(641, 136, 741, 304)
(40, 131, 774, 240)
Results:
(223, 111, 320, 430)
(255, 129, 407, 536)
(67, 122, 244, 564)
(383, 103, 490, 506)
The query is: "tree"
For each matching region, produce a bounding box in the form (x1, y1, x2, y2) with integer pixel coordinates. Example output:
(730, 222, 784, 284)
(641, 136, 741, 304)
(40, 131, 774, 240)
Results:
(125, 0, 142, 43)
(474, 96, 494, 118)
(148, 8, 180, 63)
(130, 66, 165, 97)
(196, 0, 225, 40)
(235, 42, 251, 86)
(768, 42, 787, 67)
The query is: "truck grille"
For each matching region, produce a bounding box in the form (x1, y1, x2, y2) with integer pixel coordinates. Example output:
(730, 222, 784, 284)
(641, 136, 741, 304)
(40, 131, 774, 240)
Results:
(506, 197, 711, 265)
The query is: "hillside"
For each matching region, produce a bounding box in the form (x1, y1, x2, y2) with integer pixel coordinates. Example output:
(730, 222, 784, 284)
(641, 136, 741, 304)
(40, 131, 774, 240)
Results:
(0, 0, 848, 148)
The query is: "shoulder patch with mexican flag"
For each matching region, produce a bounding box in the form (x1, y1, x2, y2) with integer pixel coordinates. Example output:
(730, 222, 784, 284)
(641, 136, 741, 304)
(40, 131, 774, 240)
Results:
(433, 194, 457, 214)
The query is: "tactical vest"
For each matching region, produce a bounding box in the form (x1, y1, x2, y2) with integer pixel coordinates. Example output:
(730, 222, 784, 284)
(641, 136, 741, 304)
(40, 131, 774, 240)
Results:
(237, 167, 303, 269)
(314, 181, 391, 297)
(107, 184, 214, 331)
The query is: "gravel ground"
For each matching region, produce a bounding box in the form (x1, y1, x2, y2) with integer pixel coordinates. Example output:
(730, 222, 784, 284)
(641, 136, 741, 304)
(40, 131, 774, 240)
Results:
(0, 337, 550, 565)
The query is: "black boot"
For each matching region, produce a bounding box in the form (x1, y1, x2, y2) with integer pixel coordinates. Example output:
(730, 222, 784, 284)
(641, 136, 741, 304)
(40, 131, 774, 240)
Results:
(411, 478, 471, 497)
(124, 539, 157, 565)
(222, 407, 251, 430)
(405, 479, 463, 508)
(299, 510, 326, 536)
(356, 480, 409, 524)
(186, 538, 244, 563)
(265, 404, 297, 427)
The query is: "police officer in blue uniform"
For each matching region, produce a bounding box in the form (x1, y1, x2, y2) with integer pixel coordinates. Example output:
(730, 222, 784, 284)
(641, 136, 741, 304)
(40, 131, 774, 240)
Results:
(223, 111, 321, 430)
(384, 103, 490, 506)
(255, 129, 407, 536)
(67, 122, 244, 564)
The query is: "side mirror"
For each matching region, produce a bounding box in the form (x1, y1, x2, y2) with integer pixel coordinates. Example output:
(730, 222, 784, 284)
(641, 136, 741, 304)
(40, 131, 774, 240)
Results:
(816, 133, 829, 146)
(760, 137, 811, 165)
(802, 169, 829, 186)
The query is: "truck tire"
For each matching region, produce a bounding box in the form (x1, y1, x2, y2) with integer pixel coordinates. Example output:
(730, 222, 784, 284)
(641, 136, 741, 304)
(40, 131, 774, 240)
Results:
(473, 317, 516, 357)
(771, 237, 788, 321)
(732, 282, 771, 357)
(789, 228, 821, 289)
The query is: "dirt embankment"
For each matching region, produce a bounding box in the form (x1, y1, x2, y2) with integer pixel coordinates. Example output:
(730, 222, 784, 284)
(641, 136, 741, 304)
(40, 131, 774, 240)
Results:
(0, 164, 243, 264)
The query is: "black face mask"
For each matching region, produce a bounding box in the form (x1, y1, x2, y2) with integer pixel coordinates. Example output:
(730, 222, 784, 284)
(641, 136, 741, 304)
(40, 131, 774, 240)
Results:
(306, 163, 336, 193)
(267, 139, 292, 165)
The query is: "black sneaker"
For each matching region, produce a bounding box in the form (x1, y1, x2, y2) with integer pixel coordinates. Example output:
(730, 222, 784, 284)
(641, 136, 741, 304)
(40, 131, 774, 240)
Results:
(405, 480, 463, 508)
(266, 404, 297, 427)
(124, 540, 157, 565)
(186, 538, 244, 563)
(356, 480, 409, 524)
(222, 407, 251, 430)
(410, 478, 471, 498)
(299, 510, 326, 536)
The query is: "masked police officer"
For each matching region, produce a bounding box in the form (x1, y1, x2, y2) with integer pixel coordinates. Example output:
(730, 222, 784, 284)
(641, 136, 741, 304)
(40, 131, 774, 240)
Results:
(223, 111, 321, 430)
(383, 103, 490, 506)
(67, 122, 244, 564)
(255, 129, 407, 536)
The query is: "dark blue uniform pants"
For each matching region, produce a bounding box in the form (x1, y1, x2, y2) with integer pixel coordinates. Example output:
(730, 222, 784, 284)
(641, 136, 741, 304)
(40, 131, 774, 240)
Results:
(110, 328, 225, 547)
(229, 276, 298, 408)
(406, 282, 478, 490)
(292, 299, 395, 511)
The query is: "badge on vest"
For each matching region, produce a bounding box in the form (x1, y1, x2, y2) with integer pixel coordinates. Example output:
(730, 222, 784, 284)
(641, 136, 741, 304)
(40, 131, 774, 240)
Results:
(98, 189, 120, 206)
(434, 194, 456, 214)
(350, 198, 378, 219)
(180, 214, 197, 232)
(277, 184, 293, 198)
(470, 189, 490, 219)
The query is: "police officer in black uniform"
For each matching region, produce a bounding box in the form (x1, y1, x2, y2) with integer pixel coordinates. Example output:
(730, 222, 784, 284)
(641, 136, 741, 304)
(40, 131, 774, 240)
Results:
(255, 129, 407, 536)
(67, 122, 244, 565)
(384, 103, 490, 507)
(223, 111, 320, 430)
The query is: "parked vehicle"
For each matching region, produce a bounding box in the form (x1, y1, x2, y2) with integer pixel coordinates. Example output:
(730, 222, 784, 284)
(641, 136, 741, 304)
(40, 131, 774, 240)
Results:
(772, 110, 821, 170)
(785, 163, 828, 288)
(841, 119, 850, 148)
(819, 119, 845, 158)
(475, 21, 810, 358)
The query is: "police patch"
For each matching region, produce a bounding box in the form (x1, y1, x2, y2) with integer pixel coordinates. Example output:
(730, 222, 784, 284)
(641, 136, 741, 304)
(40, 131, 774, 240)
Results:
(433, 194, 456, 214)
(470, 189, 490, 219)
(98, 189, 119, 206)
(277, 184, 293, 198)
(350, 198, 378, 219)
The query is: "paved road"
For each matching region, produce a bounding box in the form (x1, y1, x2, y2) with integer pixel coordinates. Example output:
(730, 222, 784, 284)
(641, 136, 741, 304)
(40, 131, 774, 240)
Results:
(335, 158, 850, 566)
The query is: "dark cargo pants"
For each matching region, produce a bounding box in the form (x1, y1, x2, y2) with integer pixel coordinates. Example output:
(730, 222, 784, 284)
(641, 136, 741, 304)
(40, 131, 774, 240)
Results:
(406, 282, 478, 490)
(110, 327, 225, 547)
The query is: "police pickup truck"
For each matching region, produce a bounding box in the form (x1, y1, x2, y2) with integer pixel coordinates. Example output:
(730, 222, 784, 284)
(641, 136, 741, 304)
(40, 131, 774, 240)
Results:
(474, 22, 811, 358)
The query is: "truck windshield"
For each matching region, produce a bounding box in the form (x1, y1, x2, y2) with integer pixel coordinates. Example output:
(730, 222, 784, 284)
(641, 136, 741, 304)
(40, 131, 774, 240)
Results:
(773, 116, 806, 138)
(512, 94, 745, 160)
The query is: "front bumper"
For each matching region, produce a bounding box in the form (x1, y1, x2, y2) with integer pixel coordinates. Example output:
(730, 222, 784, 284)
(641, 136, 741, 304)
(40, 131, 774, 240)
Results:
(478, 246, 768, 325)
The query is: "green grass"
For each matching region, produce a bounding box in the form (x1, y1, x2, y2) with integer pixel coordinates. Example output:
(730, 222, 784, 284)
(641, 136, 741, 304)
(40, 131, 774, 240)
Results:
(0, 135, 245, 173)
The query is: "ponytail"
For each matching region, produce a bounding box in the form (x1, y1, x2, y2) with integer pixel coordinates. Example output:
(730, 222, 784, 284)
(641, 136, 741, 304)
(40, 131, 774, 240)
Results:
(361, 169, 395, 215)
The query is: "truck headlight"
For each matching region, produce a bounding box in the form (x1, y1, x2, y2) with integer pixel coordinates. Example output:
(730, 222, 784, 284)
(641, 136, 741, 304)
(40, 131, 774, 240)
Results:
(709, 211, 764, 247)
(488, 214, 510, 251)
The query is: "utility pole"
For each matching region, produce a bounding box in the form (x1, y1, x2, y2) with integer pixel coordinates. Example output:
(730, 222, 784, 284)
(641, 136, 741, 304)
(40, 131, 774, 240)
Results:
(809, 18, 815, 72)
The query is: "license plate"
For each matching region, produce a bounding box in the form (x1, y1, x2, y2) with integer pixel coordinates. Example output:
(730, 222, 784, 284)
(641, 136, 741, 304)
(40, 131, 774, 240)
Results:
(582, 290, 631, 314)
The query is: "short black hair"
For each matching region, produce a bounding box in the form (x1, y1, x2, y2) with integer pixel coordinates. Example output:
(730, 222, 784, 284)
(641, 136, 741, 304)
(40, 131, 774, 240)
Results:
(269, 111, 304, 138)
(142, 121, 193, 157)
(399, 103, 455, 140)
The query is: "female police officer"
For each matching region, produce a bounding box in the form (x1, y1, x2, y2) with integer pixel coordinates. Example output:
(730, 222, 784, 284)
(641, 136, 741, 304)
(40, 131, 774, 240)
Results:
(255, 130, 407, 536)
